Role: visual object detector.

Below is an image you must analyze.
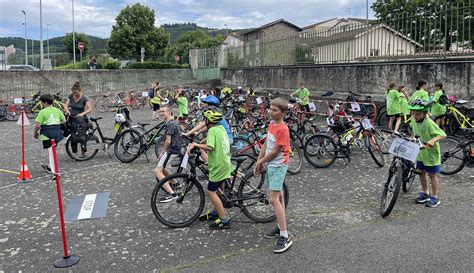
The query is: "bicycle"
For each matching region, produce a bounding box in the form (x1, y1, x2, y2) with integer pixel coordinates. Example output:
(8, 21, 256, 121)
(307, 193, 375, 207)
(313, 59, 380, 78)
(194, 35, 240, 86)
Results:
(434, 99, 473, 136)
(95, 92, 127, 113)
(150, 144, 289, 228)
(380, 131, 424, 217)
(28, 92, 66, 115)
(439, 128, 474, 175)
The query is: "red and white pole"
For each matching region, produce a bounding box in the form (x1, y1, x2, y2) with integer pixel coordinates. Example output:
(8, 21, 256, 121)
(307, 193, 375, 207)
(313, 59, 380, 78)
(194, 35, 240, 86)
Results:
(51, 139, 80, 268)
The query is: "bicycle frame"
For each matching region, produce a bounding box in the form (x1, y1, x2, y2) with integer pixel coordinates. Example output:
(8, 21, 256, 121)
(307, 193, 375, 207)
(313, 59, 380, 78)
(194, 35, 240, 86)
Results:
(448, 105, 473, 129)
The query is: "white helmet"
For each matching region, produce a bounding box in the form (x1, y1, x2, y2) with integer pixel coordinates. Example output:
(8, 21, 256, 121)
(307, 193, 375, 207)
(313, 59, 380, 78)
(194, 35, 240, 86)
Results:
(115, 113, 127, 124)
(161, 98, 170, 105)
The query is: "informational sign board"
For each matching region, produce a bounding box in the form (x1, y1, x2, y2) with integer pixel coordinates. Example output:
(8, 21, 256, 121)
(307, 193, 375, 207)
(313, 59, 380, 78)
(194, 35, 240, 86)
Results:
(64, 192, 110, 222)
(388, 138, 420, 162)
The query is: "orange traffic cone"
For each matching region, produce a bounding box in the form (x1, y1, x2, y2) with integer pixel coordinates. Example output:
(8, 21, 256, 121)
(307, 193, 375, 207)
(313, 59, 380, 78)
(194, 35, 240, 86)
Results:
(18, 160, 32, 181)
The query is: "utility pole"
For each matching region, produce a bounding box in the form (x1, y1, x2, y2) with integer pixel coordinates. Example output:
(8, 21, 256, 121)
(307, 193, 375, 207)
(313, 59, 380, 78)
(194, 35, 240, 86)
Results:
(72, 0, 76, 65)
(22, 10, 27, 65)
(39, 0, 44, 69)
(47, 24, 50, 59)
(365, 0, 369, 62)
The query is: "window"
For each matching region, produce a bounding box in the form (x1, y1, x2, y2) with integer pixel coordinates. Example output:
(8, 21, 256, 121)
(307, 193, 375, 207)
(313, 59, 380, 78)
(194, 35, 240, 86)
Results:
(246, 43, 250, 55)
(255, 39, 259, 54)
(370, 49, 380, 57)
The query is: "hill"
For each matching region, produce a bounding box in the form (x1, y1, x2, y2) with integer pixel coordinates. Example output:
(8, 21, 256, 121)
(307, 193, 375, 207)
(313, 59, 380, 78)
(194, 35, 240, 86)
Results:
(162, 23, 254, 44)
(0, 35, 108, 53)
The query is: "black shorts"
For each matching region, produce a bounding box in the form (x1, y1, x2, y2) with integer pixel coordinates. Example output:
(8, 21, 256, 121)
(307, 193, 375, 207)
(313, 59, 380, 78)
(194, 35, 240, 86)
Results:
(207, 179, 226, 191)
(302, 104, 310, 112)
(387, 114, 401, 118)
(42, 139, 53, 149)
(152, 103, 160, 111)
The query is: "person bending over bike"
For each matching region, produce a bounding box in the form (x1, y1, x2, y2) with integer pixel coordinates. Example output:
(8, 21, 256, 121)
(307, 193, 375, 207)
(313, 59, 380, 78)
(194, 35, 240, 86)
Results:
(290, 82, 311, 112)
(155, 105, 182, 203)
(64, 81, 93, 119)
(188, 109, 233, 230)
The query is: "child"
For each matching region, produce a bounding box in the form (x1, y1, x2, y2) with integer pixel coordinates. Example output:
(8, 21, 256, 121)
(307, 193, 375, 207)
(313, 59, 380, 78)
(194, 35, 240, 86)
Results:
(154, 105, 182, 203)
(175, 88, 188, 130)
(410, 80, 430, 102)
(291, 82, 311, 112)
(190, 109, 233, 230)
(254, 97, 293, 254)
(399, 86, 410, 122)
(409, 99, 446, 207)
(386, 82, 402, 134)
(431, 82, 447, 127)
(33, 94, 66, 171)
(150, 81, 163, 121)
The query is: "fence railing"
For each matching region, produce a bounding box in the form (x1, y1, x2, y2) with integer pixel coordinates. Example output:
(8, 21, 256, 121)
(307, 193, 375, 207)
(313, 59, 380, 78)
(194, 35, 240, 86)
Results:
(193, 3, 473, 68)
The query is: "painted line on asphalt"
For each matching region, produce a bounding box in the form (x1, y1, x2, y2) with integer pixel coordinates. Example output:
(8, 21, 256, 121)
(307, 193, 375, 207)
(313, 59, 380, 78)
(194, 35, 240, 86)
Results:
(0, 169, 20, 175)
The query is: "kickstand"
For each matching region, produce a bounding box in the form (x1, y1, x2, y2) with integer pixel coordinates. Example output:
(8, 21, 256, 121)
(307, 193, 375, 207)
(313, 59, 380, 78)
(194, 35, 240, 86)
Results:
(144, 151, 150, 163)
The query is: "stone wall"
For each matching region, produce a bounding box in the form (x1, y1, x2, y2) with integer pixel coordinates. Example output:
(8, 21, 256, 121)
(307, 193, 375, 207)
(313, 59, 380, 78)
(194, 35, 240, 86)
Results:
(221, 61, 473, 100)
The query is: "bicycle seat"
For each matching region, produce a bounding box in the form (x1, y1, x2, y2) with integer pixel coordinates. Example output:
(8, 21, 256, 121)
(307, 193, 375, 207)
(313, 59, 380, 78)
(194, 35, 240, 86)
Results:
(89, 117, 103, 122)
(231, 156, 249, 164)
(456, 100, 469, 105)
(138, 122, 150, 127)
(321, 91, 334, 97)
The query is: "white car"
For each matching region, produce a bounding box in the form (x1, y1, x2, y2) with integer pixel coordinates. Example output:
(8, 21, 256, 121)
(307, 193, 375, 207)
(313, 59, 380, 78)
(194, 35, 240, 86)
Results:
(7, 65, 39, 71)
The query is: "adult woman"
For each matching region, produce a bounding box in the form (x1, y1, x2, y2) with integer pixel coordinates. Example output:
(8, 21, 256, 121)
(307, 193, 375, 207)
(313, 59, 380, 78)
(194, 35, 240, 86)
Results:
(64, 81, 93, 118)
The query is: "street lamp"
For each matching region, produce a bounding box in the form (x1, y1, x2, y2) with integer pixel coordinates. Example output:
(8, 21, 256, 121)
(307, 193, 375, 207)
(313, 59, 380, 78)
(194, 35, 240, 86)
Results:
(72, 0, 76, 65)
(47, 24, 51, 59)
(22, 10, 27, 65)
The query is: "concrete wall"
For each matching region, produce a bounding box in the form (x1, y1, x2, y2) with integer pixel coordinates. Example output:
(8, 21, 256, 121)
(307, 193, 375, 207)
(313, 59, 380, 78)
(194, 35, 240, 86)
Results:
(221, 61, 473, 100)
(0, 69, 203, 99)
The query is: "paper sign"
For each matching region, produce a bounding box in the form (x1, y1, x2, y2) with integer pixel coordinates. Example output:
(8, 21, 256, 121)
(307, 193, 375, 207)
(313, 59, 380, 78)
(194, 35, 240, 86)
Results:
(352, 121, 361, 128)
(142, 92, 149, 97)
(180, 151, 190, 169)
(256, 97, 263, 105)
(326, 117, 334, 126)
(351, 102, 361, 112)
(16, 112, 31, 126)
(361, 118, 373, 130)
(388, 138, 420, 162)
(161, 98, 170, 105)
(64, 192, 110, 222)
(308, 102, 316, 112)
(14, 98, 23, 104)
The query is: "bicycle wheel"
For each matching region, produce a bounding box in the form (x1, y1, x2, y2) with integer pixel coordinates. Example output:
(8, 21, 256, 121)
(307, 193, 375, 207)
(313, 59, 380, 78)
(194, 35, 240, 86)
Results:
(376, 107, 388, 127)
(447, 117, 461, 136)
(114, 128, 143, 163)
(303, 134, 338, 168)
(402, 166, 416, 193)
(380, 163, 402, 217)
(6, 111, 19, 121)
(364, 133, 385, 167)
(238, 172, 289, 223)
(130, 98, 142, 109)
(287, 140, 303, 175)
(65, 132, 100, 161)
(151, 174, 205, 228)
(95, 98, 108, 113)
(439, 137, 466, 175)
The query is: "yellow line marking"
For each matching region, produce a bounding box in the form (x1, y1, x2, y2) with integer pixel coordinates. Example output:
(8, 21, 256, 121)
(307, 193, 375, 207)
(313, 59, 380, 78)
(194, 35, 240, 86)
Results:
(0, 169, 20, 175)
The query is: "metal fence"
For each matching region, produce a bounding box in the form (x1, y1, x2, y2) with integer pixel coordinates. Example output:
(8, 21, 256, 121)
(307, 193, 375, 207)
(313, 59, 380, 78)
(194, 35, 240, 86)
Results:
(193, 2, 473, 68)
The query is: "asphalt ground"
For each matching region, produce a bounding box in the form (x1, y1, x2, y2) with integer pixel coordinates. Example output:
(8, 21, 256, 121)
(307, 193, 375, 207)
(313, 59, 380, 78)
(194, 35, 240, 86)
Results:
(0, 107, 473, 272)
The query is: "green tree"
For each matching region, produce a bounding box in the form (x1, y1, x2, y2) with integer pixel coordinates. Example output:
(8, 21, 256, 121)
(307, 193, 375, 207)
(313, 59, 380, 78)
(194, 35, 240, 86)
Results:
(108, 3, 169, 60)
(173, 30, 224, 63)
(63, 32, 91, 55)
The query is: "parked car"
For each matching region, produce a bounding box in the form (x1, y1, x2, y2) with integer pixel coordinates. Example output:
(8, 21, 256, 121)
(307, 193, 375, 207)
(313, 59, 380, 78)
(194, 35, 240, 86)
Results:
(7, 65, 39, 71)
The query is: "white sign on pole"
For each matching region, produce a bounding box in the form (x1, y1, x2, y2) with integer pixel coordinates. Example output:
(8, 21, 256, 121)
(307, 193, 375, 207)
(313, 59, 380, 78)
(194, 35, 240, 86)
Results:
(14, 98, 23, 104)
(308, 102, 316, 112)
(351, 102, 361, 112)
(16, 112, 31, 126)
(388, 138, 421, 162)
(142, 92, 149, 97)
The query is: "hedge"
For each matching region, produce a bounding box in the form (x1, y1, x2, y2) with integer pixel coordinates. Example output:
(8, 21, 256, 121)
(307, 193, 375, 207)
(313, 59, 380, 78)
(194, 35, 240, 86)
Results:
(126, 62, 190, 69)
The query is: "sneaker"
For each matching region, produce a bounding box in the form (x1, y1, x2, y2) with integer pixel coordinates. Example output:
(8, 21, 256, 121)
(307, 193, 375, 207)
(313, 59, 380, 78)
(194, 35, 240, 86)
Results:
(209, 218, 231, 230)
(415, 192, 430, 204)
(426, 196, 441, 208)
(199, 210, 219, 221)
(273, 236, 293, 253)
(41, 164, 52, 173)
(158, 193, 178, 203)
(264, 226, 280, 239)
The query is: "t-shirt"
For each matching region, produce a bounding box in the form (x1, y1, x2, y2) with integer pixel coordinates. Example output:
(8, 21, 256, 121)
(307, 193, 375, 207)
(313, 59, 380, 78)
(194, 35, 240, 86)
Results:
(176, 96, 188, 117)
(68, 94, 89, 116)
(295, 88, 310, 105)
(410, 89, 429, 102)
(410, 117, 446, 166)
(265, 121, 290, 167)
(386, 89, 402, 115)
(165, 119, 181, 154)
(219, 119, 233, 143)
(35, 106, 65, 140)
(207, 125, 233, 182)
(400, 93, 409, 116)
(430, 90, 447, 117)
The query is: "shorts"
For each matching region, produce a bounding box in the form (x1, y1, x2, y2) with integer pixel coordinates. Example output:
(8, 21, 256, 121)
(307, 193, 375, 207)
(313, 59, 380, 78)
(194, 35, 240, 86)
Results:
(152, 103, 160, 111)
(301, 104, 310, 112)
(207, 179, 227, 192)
(178, 114, 188, 123)
(264, 165, 288, 191)
(157, 152, 179, 168)
(416, 161, 441, 174)
(42, 139, 53, 149)
(387, 113, 401, 118)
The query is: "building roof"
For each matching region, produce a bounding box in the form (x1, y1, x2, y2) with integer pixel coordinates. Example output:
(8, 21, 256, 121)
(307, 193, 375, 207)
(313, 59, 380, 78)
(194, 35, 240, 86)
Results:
(241, 19, 302, 35)
(301, 18, 338, 30)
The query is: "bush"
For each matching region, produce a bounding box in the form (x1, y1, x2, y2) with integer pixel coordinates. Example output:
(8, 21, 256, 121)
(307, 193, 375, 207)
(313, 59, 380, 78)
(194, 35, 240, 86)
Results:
(103, 60, 121, 69)
(126, 62, 190, 69)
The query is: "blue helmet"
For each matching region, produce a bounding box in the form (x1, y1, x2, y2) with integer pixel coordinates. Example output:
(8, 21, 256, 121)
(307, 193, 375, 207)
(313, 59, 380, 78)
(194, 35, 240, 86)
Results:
(202, 95, 220, 106)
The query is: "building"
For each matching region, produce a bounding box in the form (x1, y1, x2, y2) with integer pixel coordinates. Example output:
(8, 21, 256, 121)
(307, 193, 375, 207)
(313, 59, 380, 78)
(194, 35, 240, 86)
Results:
(0, 44, 16, 70)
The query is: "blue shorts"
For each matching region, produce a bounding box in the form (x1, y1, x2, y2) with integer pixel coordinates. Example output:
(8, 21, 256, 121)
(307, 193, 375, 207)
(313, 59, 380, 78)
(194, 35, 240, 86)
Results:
(264, 165, 288, 191)
(207, 179, 226, 192)
(416, 161, 441, 174)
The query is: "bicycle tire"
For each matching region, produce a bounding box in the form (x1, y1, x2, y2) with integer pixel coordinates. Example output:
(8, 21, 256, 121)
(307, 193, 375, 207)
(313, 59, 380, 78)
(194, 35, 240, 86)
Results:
(6, 111, 19, 121)
(402, 167, 416, 193)
(95, 98, 108, 113)
(364, 133, 385, 167)
(65, 132, 100, 161)
(380, 163, 402, 217)
(439, 137, 466, 175)
(376, 106, 388, 127)
(238, 173, 289, 223)
(130, 98, 142, 109)
(447, 116, 461, 136)
(287, 140, 303, 175)
(303, 134, 338, 168)
(114, 128, 143, 163)
(151, 174, 205, 228)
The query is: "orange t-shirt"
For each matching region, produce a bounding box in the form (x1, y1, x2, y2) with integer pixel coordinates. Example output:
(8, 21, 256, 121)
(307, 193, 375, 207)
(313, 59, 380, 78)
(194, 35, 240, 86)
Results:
(266, 121, 290, 166)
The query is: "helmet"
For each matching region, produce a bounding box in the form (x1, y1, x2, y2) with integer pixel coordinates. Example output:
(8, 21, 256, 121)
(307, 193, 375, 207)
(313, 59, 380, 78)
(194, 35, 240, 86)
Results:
(237, 86, 242, 90)
(408, 99, 430, 111)
(115, 113, 127, 124)
(202, 95, 220, 106)
(204, 109, 223, 124)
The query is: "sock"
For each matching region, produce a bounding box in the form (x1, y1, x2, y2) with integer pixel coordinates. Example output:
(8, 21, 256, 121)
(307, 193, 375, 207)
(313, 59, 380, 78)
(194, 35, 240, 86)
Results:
(220, 217, 229, 223)
(211, 210, 218, 215)
(280, 230, 288, 238)
(277, 224, 281, 231)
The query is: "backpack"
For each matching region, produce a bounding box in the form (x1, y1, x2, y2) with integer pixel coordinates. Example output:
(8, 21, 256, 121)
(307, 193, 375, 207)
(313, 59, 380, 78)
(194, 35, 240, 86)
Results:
(67, 115, 89, 152)
(148, 88, 155, 98)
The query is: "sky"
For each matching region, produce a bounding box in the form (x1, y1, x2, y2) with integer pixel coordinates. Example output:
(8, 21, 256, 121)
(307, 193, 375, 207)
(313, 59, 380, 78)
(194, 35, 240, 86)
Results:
(0, 0, 376, 40)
